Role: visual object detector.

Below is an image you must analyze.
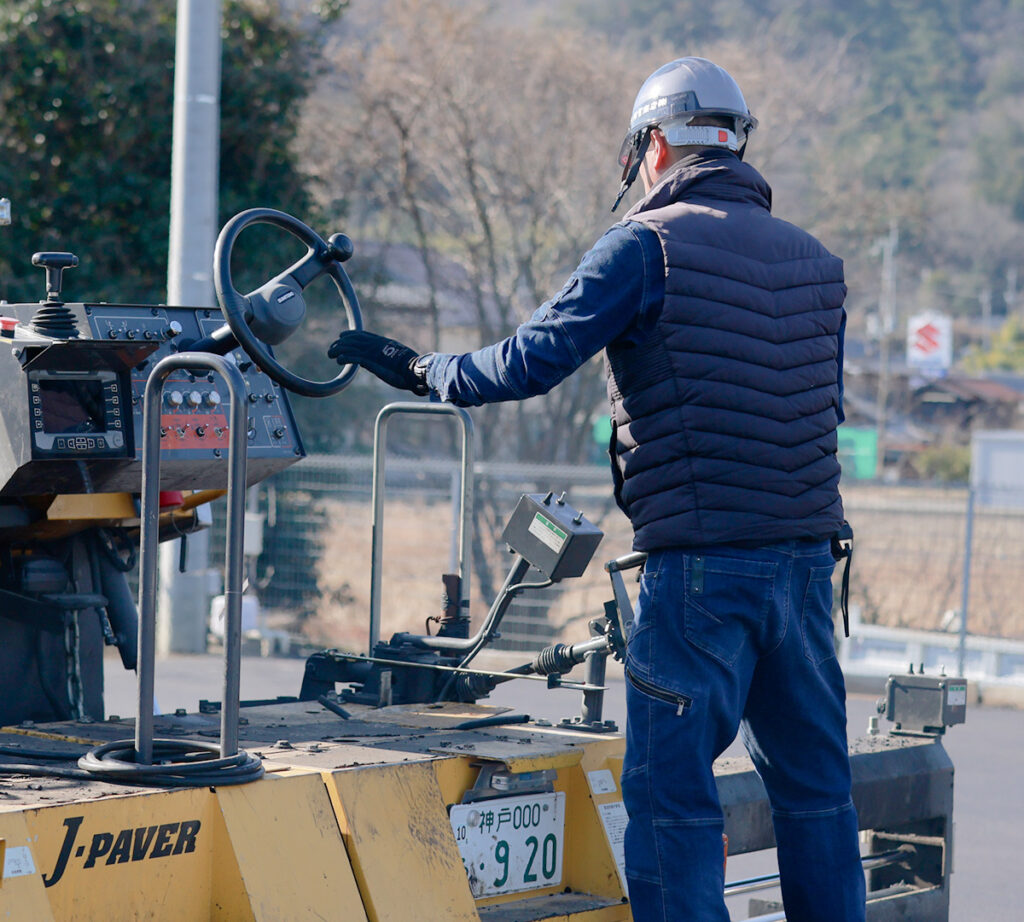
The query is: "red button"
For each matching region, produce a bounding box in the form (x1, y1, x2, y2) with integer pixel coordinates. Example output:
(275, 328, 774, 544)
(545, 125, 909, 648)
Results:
(159, 491, 185, 510)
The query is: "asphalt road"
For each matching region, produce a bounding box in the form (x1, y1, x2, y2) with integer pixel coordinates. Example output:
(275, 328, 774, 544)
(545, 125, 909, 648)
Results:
(105, 651, 1023, 921)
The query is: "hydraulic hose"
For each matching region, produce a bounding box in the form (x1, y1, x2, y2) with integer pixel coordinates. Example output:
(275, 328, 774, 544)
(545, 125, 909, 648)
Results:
(0, 744, 89, 760)
(0, 762, 93, 780)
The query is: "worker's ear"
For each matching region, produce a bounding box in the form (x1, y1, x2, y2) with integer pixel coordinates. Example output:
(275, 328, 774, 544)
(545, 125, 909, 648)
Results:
(649, 128, 672, 172)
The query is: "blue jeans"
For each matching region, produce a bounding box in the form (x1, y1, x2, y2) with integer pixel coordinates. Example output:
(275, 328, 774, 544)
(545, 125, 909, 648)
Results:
(621, 542, 866, 922)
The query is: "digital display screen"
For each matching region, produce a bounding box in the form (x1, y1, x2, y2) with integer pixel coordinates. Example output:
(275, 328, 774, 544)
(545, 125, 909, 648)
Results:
(38, 378, 107, 434)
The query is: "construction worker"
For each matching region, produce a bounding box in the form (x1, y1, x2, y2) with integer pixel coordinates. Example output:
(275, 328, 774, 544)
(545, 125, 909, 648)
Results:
(328, 57, 865, 922)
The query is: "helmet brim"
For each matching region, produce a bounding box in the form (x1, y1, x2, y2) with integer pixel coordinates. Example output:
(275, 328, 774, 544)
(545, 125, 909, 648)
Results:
(618, 108, 758, 166)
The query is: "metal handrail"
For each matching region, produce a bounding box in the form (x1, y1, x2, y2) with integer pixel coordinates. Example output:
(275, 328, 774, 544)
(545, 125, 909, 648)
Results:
(136, 352, 249, 762)
(729, 847, 910, 916)
(368, 401, 474, 655)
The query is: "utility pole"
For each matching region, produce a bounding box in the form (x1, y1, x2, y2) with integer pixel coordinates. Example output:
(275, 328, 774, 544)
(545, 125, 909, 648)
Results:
(1007, 266, 1019, 319)
(158, 0, 223, 655)
(167, 0, 222, 307)
(875, 218, 898, 479)
(980, 287, 993, 352)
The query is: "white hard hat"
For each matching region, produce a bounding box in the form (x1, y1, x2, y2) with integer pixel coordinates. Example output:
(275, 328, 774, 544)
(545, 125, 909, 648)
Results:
(618, 57, 757, 166)
(611, 57, 757, 211)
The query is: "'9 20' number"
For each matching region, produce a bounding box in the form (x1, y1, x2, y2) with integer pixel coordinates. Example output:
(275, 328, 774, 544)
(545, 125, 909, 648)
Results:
(493, 834, 558, 888)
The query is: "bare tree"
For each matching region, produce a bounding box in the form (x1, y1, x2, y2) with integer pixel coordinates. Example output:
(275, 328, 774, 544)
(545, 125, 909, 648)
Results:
(295, 1, 878, 600)
(300, 0, 644, 463)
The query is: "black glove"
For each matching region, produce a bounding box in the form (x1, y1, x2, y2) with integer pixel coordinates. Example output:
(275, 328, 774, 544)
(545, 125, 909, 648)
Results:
(327, 330, 429, 395)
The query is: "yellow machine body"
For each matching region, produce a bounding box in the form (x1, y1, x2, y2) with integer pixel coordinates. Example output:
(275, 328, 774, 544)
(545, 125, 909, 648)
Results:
(1, 702, 631, 921)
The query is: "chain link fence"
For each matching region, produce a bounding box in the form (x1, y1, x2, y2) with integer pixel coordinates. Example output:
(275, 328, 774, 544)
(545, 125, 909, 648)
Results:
(206, 457, 1024, 667)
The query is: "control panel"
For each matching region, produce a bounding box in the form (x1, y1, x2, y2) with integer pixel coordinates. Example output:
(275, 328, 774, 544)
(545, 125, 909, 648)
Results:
(88, 306, 300, 462)
(0, 301, 305, 496)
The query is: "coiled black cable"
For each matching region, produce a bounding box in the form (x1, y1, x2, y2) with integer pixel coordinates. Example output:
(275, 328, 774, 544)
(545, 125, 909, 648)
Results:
(0, 740, 263, 787)
(78, 739, 264, 787)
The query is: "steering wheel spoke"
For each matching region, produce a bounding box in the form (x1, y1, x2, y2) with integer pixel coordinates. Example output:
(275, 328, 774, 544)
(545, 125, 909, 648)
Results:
(213, 208, 363, 398)
(286, 247, 329, 290)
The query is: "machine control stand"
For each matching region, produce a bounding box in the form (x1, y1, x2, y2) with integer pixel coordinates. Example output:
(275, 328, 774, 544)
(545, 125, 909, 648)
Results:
(879, 668, 968, 737)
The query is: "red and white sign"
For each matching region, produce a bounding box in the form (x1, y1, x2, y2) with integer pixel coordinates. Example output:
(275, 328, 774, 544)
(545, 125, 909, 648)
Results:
(906, 312, 952, 370)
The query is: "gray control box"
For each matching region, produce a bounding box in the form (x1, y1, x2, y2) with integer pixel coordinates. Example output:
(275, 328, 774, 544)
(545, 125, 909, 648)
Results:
(501, 492, 603, 582)
(883, 673, 968, 736)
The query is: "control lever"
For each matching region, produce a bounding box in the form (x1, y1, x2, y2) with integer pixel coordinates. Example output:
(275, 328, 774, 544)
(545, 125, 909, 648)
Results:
(15, 251, 84, 340)
(31, 251, 78, 303)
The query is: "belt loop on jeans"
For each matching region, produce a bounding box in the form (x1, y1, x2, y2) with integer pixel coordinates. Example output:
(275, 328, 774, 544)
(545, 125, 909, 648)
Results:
(830, 522, 854, 637)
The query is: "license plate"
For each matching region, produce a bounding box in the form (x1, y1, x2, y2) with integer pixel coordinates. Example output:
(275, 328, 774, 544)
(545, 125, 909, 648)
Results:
(449, 792, 565, 898)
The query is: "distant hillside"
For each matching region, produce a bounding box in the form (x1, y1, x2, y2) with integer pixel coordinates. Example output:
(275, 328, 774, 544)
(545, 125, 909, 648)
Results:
(524, 0, 1024, 345)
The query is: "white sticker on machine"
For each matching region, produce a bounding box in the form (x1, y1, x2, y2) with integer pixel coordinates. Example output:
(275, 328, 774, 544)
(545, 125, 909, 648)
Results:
(4, 845, 37, 879)
(597, 800, 629, 894)
(528, 513, 567, 553)
(947, 685, 968, 707)
(587, 769, 617, 795)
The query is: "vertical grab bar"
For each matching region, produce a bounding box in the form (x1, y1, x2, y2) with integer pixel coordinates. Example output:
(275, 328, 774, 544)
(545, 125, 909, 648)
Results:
(368, 402, 474, 656)
(136, 352, 249, 763)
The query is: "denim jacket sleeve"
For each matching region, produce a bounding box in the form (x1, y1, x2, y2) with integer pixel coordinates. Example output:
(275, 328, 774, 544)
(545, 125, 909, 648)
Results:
(423, 221, 665, 407)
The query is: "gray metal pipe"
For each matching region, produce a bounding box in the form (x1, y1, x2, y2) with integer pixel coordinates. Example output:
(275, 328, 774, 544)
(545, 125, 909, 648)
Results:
(391, 554, 531, 653)
(726, 847, 908, 904)
(604, 551, 646, 638)
(579, 636, 608, 726)
(368, 401, 474, 654)
(958, 486, 974, 677)
(137, 352, 248, 763)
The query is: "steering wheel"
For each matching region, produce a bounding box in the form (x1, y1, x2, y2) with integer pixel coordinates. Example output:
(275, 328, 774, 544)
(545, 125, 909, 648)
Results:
(213, 207, 363, 398)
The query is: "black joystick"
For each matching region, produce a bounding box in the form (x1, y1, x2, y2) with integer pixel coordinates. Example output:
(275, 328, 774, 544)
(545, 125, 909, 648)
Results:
(32, 251, 79, 303)
(25, 252, 81, 338)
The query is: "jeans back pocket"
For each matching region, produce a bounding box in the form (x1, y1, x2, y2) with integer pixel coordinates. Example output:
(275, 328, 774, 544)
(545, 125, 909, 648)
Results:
(801, 564, 838, 665)
(684, 555, 778, 667)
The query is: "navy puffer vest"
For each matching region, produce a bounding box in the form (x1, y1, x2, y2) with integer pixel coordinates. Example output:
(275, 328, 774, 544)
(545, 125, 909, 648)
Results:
(607, 151, 845, 551)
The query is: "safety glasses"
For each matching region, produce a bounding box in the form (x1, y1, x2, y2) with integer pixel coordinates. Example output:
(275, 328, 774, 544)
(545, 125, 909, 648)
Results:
(611, 127, 652, 212)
